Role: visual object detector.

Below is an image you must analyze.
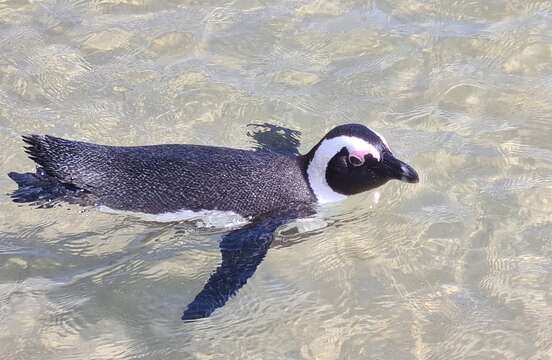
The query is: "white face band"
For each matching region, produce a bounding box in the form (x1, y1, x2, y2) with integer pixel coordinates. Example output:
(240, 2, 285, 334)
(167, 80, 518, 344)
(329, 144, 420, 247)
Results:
(306, 135, 381, 203)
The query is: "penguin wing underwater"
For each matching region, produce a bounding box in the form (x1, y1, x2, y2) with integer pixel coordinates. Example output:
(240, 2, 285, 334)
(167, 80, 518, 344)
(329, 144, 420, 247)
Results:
(181, 205, 313, 320)
(181, 124, 308, 320)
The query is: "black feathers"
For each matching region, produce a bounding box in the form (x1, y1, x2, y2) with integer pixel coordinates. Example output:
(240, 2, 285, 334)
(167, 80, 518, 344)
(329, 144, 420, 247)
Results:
(8, 166, 89, 205)
(21, 134, 91, 183)
(10, 135, 316, 216)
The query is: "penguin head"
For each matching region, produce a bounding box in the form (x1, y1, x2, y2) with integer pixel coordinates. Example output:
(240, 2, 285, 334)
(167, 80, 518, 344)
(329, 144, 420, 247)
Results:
(305, 123, 419, 203)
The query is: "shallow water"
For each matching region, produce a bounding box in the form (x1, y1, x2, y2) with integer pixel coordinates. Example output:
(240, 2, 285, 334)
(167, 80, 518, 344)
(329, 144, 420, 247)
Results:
(1, 0, 552, 359)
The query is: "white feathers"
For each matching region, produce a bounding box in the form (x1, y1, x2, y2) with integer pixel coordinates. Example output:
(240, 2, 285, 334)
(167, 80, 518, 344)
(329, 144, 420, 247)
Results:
(306, 135, 381, 203)
(371, 128, 391, 151)
(97, 205, 248, 228)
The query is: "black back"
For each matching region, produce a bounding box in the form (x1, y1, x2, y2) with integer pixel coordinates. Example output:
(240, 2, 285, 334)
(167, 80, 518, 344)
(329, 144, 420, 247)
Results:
(20, 135, 315, 217)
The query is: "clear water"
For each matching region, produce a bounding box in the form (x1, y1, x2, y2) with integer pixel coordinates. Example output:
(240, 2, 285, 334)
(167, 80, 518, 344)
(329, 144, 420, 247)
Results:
(1, 0, 552, 359)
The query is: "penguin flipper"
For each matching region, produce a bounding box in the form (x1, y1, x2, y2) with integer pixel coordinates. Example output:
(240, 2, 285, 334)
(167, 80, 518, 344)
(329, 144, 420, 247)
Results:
(181, 207, 310, 320)
(246, 123, 302, 156)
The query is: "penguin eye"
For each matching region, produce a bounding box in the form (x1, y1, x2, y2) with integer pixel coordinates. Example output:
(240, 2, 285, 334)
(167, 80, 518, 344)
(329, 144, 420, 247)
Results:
(348, 154, 365, 167)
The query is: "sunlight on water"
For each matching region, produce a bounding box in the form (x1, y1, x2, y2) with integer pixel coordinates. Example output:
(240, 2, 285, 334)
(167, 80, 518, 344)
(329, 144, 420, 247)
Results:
(1, 0, 552, 359)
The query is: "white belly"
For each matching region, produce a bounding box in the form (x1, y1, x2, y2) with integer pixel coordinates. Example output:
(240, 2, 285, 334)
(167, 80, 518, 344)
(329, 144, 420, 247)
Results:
(97, 205, 249, 228)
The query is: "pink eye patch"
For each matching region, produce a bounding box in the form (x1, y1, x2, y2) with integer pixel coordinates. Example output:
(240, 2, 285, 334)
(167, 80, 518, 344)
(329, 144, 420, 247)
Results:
(348, 149, 379, 167)
(348, 151, 368, 166)
(350, 150, 374, 159)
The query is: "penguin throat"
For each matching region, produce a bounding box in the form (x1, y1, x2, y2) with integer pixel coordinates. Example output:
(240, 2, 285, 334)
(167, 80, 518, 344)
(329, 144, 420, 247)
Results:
(305, 136, 380, 204)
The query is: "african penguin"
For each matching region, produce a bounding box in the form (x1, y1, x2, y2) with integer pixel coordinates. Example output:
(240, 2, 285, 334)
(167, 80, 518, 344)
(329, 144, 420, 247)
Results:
(8, 123, 419, 219)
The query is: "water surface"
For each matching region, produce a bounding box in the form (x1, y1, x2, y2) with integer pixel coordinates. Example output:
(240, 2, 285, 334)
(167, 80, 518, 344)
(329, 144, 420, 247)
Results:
(1, 0, 552, 359)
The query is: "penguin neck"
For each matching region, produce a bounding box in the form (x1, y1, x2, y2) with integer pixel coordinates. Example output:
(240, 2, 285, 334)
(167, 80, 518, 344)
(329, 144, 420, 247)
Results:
(301, 145, 348, 204)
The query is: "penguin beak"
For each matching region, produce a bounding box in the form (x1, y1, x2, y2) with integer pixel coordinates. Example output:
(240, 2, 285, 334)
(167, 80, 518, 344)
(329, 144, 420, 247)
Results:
(382, 154, 419, 183)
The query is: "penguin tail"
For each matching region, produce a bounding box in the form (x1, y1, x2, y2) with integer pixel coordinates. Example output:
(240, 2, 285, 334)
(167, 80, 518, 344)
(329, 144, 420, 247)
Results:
(21, 135, 64, 179)
(8, 169, 45, 188)
(8, 167, 88, 206)
(8, 134, 97, 206)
